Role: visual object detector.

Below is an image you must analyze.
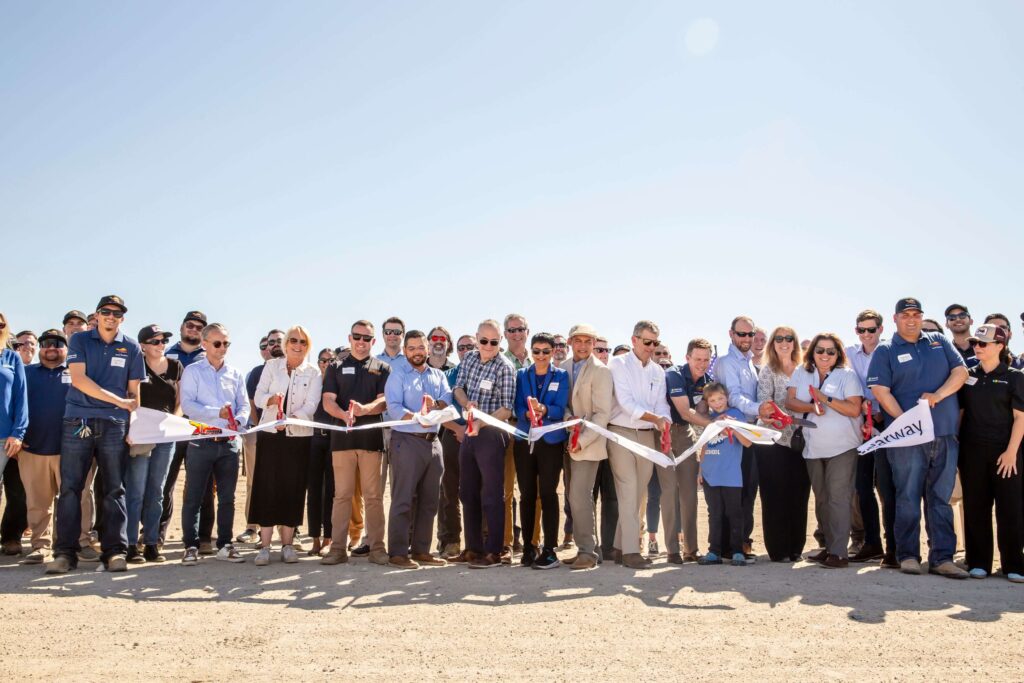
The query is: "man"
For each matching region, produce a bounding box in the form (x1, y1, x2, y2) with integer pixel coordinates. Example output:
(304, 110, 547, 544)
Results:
(320, 320, 391, 566)
(452, 319, 516, 568)
(607, 320, 672, 569)
(377, 316, 410, 371)
(177, 323, 248, 565)
(62, 311, 88, 339)
(437, 335, 474, 558)
(159, 311, 216, 553)
(18, 330, 71, 564)
(845, 310, 889, 565)
(561, 324, 613, 570)
(715, 315, 773, 559)
(14, 331, 37, 366)
(501, 313, 532, 554)
(654, 345, 672, 369)
(383, 330, 456, 568)
(612, 345, 630, 357)
(427, 326, 455, 371)
(593, 337, 611, 365)
(47, 295, 144, 574)
(867, 297, 969, 578)
(664, 338, 716, 562)
(983, 314, 1024, 370)
(552, 334, 569, 365)
(944, 304, 977, 369)
(751, 328, 767, 370)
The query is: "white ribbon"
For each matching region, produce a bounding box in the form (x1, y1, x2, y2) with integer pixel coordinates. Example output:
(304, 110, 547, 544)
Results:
(674, 419, 782, 465)
(465, 408, 530, 440)
(857, 399, 933, 455)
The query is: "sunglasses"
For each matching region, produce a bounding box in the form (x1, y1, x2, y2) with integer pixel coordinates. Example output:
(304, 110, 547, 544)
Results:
(654, 350, 669, 356)
(259, 343, 268, 350)
(532, 348, 552, 356)
(969, 339, 1000, 349)
(774, 335, 795, 343)
(209, 340, 231, 349)
(318, 356, 333, 363)
(383, 329, 404, 336)
(554, 343, 567, 349)
(430, 335, 448, 343)
(288, 337, 308, 346)
(638, 338, 660, 347)
(478, 338, 500, 346)
(506, 326, 528, 334)
(457, 344, 475, 352)
(12, 342, 24, 350)
(266, 339, 282, 346)
(732, 330, 755, 338)
(40, 339, 67, 349)
(814, 347, 837, 356)
(946, 312, 969, 321)
(144, 339, 169, 346)
(351, 333, 373, 342)
(0, 323, 5, 330)
(855, 326, 878, 335)
(97, 308, 124, 319)
(594, 347, 610, 354)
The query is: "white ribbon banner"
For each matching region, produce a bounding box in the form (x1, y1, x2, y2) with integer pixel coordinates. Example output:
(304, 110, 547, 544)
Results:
(857, 399, 933, 455)
(674, 419, 782, 465)
(524, 416, 674, 468)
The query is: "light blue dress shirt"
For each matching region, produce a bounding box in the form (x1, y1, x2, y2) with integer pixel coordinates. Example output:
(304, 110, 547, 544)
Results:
(385, 362, 453, 434)
(715, 343, 759, 420)
(180, 358, 250, 429)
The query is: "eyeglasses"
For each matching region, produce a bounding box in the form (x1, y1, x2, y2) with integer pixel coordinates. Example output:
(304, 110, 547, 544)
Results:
(774, 335, 795, 343)
(144, 339, 168, 346)
(40, 340, 67, 349)
(593, 347, 610, 354)
(288, 337, 308, 346)
(183, 322, 204, 331)
(506, 326, 527, 334)
(266, 339, 282, 346)
(732, 330, 755, 338)
(97, 308, 124, 319)
(383, 329, 404, 336)
(531, 348, 552, 356)
(638, 338, 660, 347)
(12, 342, 24, 350)
(456, 344, 475, 352)
(209, 340, 231, 349)
(351, 333, 373, 342)
(478, 338, 500, 346)
(430, 335, 448, 343)
(855, 326, 878, 335)
(946, 312, 969, 321)
(813, 347, 837, 357)
(554, 343, 567, 349)
(654, 350, 669, 356)
(0, 323, 6, 330)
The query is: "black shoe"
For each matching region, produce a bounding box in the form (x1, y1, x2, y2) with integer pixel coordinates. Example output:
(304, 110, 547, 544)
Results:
(601, 548, 617, 562)
(351, 543, 370, 557)
(532, 546, 560, 570)
(880, 552, 900, 569)
(850, 543, 884, 563)
(143, 544, 166, 563)
(126, 546, 146, 564)
(520, 545, 536, 567)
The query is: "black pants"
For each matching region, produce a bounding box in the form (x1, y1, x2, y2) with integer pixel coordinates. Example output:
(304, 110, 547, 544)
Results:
(1, 458, 28, 544)
(160, 441, 214, 544)
(959, 440, 1024, 576)
(707, 485, 743, 557)
(855, 451, 882, 547)
(593, 459, 618, 553)
(755, 443, 810, 561)
(437, 426, 462, 547)
(307, 433, 334, 538)
(513, 439, 563, 549)
(741, 445, 758, 544)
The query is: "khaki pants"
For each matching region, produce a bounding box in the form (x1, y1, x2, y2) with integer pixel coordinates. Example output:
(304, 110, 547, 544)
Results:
(241, 432, 259, 532)
(568, 458, 602, 558)
(350, 475, 364, 546)
(18, 451, 60, 549)
(331, 450, 384, 554)
(608, 426, 657, 555)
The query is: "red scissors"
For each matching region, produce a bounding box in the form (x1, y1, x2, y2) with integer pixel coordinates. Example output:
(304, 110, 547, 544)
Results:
(276, 393, 285, 421)
(570, 422, 581, 451)
(808, 387, 825, 416)
(225, 405, 239, 432)
(862, 401, 873, 442)
(527, 397, 543, 429)
(466, 407, 475, 436)
(766, 402, 816, 429)
(660, 422, 672, 454)
(346, 399, 356, 428)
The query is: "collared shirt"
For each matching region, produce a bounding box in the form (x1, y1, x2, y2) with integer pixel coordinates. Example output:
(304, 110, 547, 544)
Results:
(23, 363, 69, 455)
(0, 349, 28, 442)
(788, 366, 864, 460)
(953, 340, 979, 370)
(245, 363, 266, 424)
(385, 362, 453, 434)
(164, 342, 205, 368)
(867, 331, 965, 437)
(323, 354, 391, 451)
(65, 328, 146, 420)
(179, 358, 250, 430)
(454, 350, 515, 415)
(665, 363, 711, 424)
(958, 363, 1024, 446)
(608, 351, 671, 429)
(700, 407, 745, 487)
(571, 359, 585, 385)
(714, 344, 759, 421)
(376, 349, 410, 372)
(513, 365, 570, 443)
(503, 349, 532, 371)
(846, 343, 881, 412)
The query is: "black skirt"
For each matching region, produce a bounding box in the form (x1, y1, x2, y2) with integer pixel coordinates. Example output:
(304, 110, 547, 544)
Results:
(248, 430, 311, 527)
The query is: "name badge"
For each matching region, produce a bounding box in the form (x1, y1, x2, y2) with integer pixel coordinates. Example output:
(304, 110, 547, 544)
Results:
(166, 353, 179, 360)
(964, 376, 978, 386)
(693, 395, 703, 404)
(824, 384, 837, 392)
(547, 382, 560, 391)
(61, 372, 72, 384)
(897, 353, 913, 363)
(111, 357, 126, 368)
(479, 379, 494, 391)
(342, 367, 356, 375)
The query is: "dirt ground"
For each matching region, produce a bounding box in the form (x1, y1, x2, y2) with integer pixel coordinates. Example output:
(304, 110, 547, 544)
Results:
(1, 472, 1021, 682)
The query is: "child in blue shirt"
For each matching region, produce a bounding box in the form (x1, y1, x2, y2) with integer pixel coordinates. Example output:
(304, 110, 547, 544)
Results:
(697, 382, 753, 567)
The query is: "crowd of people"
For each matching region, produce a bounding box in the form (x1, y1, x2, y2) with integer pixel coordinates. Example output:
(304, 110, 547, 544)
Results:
(0, 296, 1022, 584)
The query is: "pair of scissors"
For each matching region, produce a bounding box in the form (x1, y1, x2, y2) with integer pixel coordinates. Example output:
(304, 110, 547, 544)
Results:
(766, 402, 816, 429)
(862, 401, 873, 442)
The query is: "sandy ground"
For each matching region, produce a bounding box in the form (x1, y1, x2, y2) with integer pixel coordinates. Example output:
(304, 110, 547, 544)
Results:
(1, 471, 1022, 682)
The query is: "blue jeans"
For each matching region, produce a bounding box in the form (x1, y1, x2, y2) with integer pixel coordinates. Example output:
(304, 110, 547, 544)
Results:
(887, 436, 958, 565)
(54, 417, 129, 564)
(181, 439, 239, 550)
(125, 442, 174, 546)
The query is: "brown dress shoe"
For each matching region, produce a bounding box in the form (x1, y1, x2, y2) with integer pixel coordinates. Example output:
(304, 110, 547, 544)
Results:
(849, 543, 884, 563)
(612, 549, 623, 565)
(449, 550, 478, 564)
(819, 554, 849, 568)
(469, 553, 502, 569)
(388, 555, 420, 569)
(499, 547, 513, 564)
(682, 551, 701, 563)
(2, 541, 22, 556)
(621, 553, 647, 569)
(411, 553, 448, 567)
(806, 549, 828, 563)
(666, 553, 683, 564)
(570, 554, 597, 570)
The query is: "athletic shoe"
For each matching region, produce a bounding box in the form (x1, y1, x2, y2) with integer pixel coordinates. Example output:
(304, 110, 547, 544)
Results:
(968, 568, 987, 579)
(254, 547, 271, 566)
(647, 538, 659, 557)
(235, 529, 259, 545)
(520, 545, 536, 567)
(181, 547, 199, 565)
(216, 544, 245, 563)
(532, 547, 560, 570)
(1007, 573, 1024, 583)
(281, 544, 299, 564)
(23, 548, 48, 565)
(106, 555, 127, 572)
(731, 552, 747, 567)
(77, 546, 101, 563)
(350, 543, 370, 557)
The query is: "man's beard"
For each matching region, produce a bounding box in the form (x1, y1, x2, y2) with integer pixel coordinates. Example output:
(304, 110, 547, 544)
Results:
(270, 347, 285, 358)
(410, 354, 426, 368)
(183, 334, 201, 345)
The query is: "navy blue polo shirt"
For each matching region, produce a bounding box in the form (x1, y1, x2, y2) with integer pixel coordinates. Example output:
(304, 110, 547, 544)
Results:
(24, 363, 71, 455)
(665, 363, 711, 424)
(65, 329, 146, 419)
(866, 331, 965, 437)
(954, 342, 979, 370)
(165, 342, 205, 368)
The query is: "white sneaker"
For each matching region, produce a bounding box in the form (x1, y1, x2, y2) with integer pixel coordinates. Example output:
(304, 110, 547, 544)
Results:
(281, 544, 299, 564)
(182, 547, 199, 566)
(216, 544, 245, 563)
(254, 547, 271, 566)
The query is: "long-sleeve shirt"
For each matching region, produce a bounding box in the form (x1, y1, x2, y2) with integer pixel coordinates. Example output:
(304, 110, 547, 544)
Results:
(608, 351, 671, 429)
(385, 363, 453, 434)
(179, 358, 250, 430)
(715, 344, 759, 421)
(454, 350, 515, 415)
(513, 365, 570, 443)
(0, 349, 28, 441)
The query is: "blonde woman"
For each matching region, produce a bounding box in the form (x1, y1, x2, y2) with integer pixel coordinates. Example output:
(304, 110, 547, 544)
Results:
(251, 325, 322, 565)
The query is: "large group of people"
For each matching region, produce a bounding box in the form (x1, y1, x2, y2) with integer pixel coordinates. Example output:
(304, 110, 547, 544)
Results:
(0, 296, 1022, 584)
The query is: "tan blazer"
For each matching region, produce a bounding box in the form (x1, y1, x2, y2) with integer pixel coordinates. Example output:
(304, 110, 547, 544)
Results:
(559, 355, 613, 462)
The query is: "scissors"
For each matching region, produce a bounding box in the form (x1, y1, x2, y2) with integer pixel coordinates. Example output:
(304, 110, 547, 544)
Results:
(570, 422, 582, 451)
(862, 401, 873, 442)
(765, 402, 817, 429)
(808, 387, 825, 416)
(660, 422, 672, 454)
(226, 405, 239, 432)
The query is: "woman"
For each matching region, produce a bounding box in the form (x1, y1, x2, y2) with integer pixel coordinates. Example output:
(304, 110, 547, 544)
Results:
(251, 325, 322, 565)
(513, 333, 570, 569)
(0, 313, 28, 533)
(126, 324, 182, 563)
(957, 324, 1024, 582)
(306, 347, 336, 556)
(755, 326, 810, 562)
(786, 333, 864, 569)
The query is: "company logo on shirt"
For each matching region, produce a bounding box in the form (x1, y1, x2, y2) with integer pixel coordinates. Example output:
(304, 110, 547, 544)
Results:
(116, 347, 128, 353)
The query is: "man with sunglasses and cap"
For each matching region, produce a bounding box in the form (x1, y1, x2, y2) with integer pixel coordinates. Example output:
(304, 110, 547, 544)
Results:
(944, 304, 978, 370)
(867, 297, 969, 579)
(47, 295, 145, 574)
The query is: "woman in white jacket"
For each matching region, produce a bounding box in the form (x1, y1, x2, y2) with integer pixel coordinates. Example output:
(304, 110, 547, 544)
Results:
(250, 325, 322, 565)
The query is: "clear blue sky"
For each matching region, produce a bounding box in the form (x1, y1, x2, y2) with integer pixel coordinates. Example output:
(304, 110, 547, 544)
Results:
(2, 2, 1021, 370)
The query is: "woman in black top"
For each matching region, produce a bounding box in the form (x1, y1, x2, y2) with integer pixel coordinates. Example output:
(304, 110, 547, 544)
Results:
(126, 325, 182, 563)
(957, 324, 1024, 583)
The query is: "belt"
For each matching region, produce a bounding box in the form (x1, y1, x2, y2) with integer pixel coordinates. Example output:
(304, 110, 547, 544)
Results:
(399, 431, 438, 442)
(209, 436, 232, 443)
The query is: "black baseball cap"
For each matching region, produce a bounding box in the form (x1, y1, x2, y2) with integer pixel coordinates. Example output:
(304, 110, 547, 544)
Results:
(183, 311, 208, 325)
(894, 297, 923, 314)
(138, 324, 173, 344)
(943, 303, 969, 318)
(96, 295, 127, 313)
(63, 310, 87, 325)
(39, 329, 67, 344)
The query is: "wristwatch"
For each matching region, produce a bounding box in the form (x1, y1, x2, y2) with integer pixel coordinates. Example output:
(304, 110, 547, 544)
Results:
(826, 396, 833, 404)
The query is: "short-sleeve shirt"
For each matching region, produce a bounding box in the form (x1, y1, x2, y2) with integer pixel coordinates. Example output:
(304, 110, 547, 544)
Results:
(65, 329, 146, 420)
(700, 407, 745, 487)
(788, 366, 863, 459)
(141, 359, 182, 414)
(24, 363, 71, 455)
(665, 363, 710, 424)
(246, 363, 266, 423)
(957, 363, 1024, 447)
(866, 332, 965, 437)
(322, 354, 391, 451)
(954, 342, 979, 370)
(164, 342, 205, 368)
